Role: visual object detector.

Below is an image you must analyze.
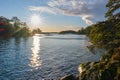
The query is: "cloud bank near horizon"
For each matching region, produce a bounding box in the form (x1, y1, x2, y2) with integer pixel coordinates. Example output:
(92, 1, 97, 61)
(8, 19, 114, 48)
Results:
(29, 0, 108, 25)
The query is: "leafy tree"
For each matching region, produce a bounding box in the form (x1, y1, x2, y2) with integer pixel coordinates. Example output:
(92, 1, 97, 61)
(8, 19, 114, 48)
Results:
(32, 28, 42, 35)
(89, 21, 114, 48)
(87, 0, 120, 49)
(59, 30, 77, 34)
(78, 28, 85, 34)
(11, 17, 20, 23)
(11, 17, 21, 29)
(106, 0, 120, 20)
(0, 16, 9, 22)
(14, 27, 30, 37)
(0, 16, 32, 37)
(81, 1, 120, 80)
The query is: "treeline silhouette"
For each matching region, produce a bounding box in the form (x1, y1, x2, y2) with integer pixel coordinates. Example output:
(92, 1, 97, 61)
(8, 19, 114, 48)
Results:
(0, 16, 42, 38)
(59, 28, 86, 34)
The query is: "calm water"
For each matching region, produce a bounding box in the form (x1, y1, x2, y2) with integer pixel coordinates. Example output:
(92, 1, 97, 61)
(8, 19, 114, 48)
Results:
(0, 34, 103, 80)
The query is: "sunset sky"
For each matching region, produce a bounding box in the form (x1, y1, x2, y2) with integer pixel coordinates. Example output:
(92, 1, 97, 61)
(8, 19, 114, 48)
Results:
(0, 0, 108, 32)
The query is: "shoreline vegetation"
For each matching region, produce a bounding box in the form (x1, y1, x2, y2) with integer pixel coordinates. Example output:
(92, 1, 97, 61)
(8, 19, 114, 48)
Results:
(0, 16, 86, 38)
(0, 0, 120, 80)
(60, 0, 120, 80)
(0, 16, 42, 38)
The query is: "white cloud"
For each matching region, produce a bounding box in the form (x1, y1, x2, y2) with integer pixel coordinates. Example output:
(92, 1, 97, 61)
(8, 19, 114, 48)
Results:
(29, 0, 108, 25)
(29, 6, 56, 14)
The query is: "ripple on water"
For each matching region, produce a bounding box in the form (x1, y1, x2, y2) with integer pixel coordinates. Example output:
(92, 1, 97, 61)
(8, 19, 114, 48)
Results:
(0, 35, 102, 80)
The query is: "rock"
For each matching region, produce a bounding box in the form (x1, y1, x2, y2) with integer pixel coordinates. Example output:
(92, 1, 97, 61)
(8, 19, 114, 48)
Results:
(75, 74, 79, 80)
(60, 74, 77, 80)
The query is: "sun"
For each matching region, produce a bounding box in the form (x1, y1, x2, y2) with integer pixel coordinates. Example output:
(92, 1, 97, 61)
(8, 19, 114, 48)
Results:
(30, 14, 42, 26)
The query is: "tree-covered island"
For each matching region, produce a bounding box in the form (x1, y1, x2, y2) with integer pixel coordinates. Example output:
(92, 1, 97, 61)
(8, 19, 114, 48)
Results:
(0, 16, 42, 38)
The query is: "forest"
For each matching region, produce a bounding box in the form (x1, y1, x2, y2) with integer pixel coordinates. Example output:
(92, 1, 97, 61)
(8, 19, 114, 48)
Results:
(78, 0, 120, 80)
(0, 16, 41, 37)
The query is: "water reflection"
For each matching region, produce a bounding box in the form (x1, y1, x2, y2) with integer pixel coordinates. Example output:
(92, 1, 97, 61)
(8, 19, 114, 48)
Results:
(30, 36, 41, 69)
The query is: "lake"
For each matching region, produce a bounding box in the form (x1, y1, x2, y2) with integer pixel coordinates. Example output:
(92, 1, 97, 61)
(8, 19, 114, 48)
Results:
(0, 34, 103, 80)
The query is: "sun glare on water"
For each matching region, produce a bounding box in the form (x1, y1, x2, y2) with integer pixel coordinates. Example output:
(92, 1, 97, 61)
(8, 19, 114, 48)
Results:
(30, 36, 42, 69)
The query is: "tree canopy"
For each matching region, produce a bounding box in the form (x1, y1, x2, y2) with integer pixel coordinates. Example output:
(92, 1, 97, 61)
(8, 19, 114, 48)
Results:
(106, 0, 120, 20)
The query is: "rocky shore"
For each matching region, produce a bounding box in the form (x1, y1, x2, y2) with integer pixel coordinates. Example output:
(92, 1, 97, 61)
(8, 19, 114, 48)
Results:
(60, 0, 120, 79)
(60, 47, 120, 80)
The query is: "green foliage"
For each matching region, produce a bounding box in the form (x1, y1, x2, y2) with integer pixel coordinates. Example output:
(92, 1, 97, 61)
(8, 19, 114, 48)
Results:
(80, 0, 120, 80)
(78, 28, 85, 34)
(84, 26, 93, 35)
(13, 27, 30, 37)
(59, 30, 77, 34)
(32, 28, 42, 35)
(11, 16, 20, 22)
(0, 16, 9, 22)
(87, 20, 120, 49)
(0, 16, 43, 37)
(105, 0, 120, 20)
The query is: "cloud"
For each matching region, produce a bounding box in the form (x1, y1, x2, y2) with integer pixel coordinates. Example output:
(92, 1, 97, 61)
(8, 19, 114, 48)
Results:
(29, 0, 108, 25)
(29, 6, 56, 14)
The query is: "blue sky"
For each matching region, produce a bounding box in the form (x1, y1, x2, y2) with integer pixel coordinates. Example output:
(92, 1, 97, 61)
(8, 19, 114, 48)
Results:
(0, 0, 108, 32)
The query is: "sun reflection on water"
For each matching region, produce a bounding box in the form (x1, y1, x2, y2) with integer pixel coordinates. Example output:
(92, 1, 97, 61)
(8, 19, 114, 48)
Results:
(30, 35, 42, 69)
